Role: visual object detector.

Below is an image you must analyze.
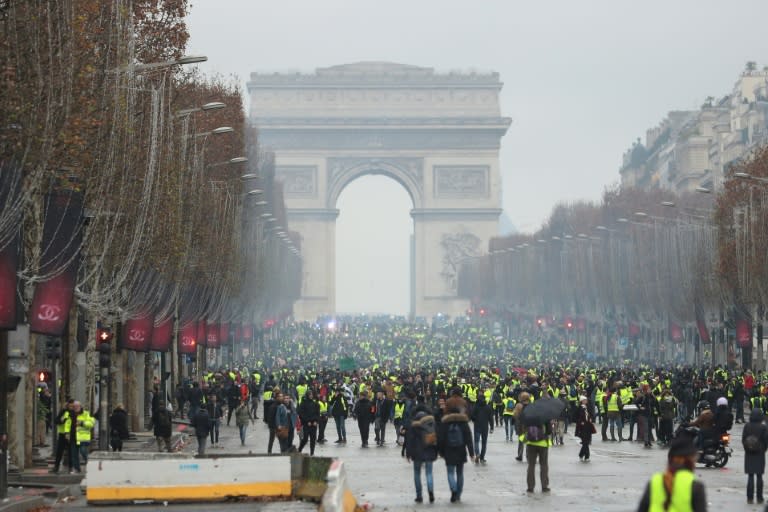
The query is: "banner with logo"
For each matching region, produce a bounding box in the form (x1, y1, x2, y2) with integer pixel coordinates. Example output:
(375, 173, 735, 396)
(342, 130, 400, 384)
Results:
(196, 320, 208, 348)
(121, 312, 154, 351)
(0, 234, 18, 330)
(206, 323, 220, 348)
(30, 190, 83, 336)
(149, 317, 173, 352)
(178, 321, 197, 354)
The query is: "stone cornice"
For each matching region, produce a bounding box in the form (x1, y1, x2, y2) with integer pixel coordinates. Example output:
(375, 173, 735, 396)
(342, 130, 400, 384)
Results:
(286, 208, 340, 220)
(251, 117, 512, 129)
(410, 208, 502, 219)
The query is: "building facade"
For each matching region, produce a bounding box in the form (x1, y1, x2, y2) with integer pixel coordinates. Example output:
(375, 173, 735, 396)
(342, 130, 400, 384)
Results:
(620, 66, 768, 193)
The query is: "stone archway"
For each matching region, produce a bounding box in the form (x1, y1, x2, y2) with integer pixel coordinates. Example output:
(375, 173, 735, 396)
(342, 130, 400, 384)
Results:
(248, 62, 511, 320)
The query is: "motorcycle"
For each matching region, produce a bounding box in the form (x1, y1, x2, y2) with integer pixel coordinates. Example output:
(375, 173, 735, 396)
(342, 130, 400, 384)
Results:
(673, 424, 732, 468)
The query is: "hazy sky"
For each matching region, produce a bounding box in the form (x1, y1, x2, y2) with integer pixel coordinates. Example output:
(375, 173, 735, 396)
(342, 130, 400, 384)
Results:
(186, 0, 768, 315)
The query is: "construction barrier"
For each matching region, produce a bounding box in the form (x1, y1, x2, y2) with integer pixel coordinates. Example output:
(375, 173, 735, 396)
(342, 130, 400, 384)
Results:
(321, 459, 359, 512)
(85, 452, 292, 504)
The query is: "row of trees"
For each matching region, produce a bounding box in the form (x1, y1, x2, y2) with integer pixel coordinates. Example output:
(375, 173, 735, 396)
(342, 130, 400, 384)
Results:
(460, 148, 768, 362)
(0, 0, 301, 465)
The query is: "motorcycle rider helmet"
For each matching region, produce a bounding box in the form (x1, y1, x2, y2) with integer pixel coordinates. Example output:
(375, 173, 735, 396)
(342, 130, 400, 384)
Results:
(716, 397, 728, 407)
(697, 399, 710, 412)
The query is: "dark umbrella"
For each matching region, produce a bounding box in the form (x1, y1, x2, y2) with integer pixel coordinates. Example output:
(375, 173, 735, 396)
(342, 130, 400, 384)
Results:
(521, 397, 566, 426)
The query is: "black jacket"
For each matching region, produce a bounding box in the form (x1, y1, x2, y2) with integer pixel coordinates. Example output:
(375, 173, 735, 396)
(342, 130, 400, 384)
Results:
(109, 408, 129, 440)
(470, 400, 493, 434)
(298, 398, 321, 425)
(329, 395, 349, 418)
(406, 412, 438, 463)
(150, 407, 173, 438)
(266, 401, 280, 429)
(354, 398, 374, 423)
(192, 409, 210, 437)
(743, 408, 768, 474)
(437, 412, 474, 465)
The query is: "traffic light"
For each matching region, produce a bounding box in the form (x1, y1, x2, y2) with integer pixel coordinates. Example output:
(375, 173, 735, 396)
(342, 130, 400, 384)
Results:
(479, 308, 486, 317)
(566, 320, 574, 330)
(98, 341, 111, 368)
(44, 337, 61, 359)
(37, 369, 52, 387)
(97, 327, 113, 343)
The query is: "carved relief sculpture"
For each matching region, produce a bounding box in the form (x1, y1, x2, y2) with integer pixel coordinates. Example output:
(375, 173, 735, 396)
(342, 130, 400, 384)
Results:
(276, 166, 317, 196)
(440, 232, 482, 291)
(434, 166, 489, 197)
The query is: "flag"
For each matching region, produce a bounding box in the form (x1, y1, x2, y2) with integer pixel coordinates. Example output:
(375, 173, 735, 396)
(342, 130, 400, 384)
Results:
(121, 312, 154, 351)
(695, 302, 711, 344)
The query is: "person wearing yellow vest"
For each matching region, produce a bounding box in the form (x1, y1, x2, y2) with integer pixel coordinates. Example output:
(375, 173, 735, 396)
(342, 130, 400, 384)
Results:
(317, 397, 329, 443)
(637, 436, 706, 512)
(70, 401, 94, 474)
(50, 399, 75, 474)
(604, 387, 624, 442)
(502, 392, 516, 441)
(523, 414, 552, 493)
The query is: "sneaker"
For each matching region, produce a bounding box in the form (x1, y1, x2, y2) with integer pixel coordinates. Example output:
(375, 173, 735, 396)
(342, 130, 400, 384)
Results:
(526, 488, 534, 493)
(542, 488, 550, 493)
(429, 491, 434, 503)
(334, 439, 342, 444)
(450, 492, 458, 503)
(415, 496, 423, 503)
(515, 456, 523, 461)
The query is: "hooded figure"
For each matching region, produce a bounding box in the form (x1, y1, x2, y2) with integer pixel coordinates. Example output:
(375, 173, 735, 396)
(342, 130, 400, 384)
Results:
(742, 408, 768, 503)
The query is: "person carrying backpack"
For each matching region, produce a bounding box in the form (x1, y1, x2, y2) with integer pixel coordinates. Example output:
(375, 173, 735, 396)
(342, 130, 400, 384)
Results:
(437, 405, 474, 503)
(742, 408, 768, 504)
(150, 400, 173, 452)
(405, 405, 438, 504)
(523, 415, 552, 493)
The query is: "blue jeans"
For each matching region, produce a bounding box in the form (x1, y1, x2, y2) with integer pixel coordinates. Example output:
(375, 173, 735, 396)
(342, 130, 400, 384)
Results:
(446, 463, 464, 496)
(209, 418, 220, 444)
(413, 461, 433, 497)
(238, 424, 247, 444)
(334, 416, 346, 440)
(473, 428, 488, 460)
(503, 416, 515, 439)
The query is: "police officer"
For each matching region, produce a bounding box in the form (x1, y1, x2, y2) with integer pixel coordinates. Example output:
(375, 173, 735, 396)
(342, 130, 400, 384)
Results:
(637, 436, 706, 511)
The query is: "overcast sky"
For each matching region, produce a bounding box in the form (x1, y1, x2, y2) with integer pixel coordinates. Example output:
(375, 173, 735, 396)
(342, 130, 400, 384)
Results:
(187, 0, 768, 315)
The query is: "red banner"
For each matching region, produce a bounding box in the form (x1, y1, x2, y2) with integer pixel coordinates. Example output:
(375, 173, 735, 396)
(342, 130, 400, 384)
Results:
(695, 302, 711, 344)
(121, 312, 154, 352)
(29, 272, 76, 336)
(206, 323, 220, 348)
(234, 324, 242, 342)
(179, 321, 197, 354)
(149, 317, 173, 352)
(736, 316, 752, 348)
(29, 191, 83, 336)
(218, 322, 229, 345)
(668, 321, 683, 343)
(196, 320, 208, 348)
(0, 238, 18, 330)
(243, 323, 254, 340)
(628, 323, 641, 338)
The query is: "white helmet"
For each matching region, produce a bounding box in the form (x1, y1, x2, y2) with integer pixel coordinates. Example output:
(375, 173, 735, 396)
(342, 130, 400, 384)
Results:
(716, 397, 728, 407)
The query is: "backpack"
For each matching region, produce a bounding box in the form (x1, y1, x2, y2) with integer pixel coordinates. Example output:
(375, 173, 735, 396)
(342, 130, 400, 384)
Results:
(744, 434, 762, 453)
(446, 423, 463, 448)
(526, 424, 546, 442)
(505, 399, 515, 411)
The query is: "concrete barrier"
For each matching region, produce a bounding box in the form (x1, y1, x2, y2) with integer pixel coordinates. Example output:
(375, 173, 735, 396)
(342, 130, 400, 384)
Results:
(85, 451, 292, 504)
(320, 459, 359, 512)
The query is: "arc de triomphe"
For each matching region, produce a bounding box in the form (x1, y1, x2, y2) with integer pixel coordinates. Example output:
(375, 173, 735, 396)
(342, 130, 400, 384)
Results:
(247, 62, 511, 320)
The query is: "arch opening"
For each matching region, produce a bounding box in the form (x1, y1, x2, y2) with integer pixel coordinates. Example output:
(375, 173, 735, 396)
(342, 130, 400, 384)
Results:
(335, 174, 414, 317)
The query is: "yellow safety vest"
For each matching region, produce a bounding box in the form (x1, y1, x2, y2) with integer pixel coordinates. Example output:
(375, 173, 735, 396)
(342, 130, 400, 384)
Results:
(607, 394, 620, 412)
(502, 397, 515, 416)
(296, 384, 308, 403)
(75, 411, 95, 444)
(394, 403, 405, 419)
(649, 470, 694, 512)
(319, 400, 328, 415)
(263, 390, 273, 401)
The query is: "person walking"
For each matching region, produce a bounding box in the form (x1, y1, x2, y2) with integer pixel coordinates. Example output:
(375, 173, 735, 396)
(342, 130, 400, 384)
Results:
(297, 390, 320, 455)
(72, 402, 94, 471)
(266, 391, 283, 454)
(192, 406, 211, 456)
(373, 390, 393, 446)
(206, 393, 224, 448)
(636, 436, 707, 512)
(742, 408, 768, 504)
(108, 404, 129, 452)
(330, 388, 349, 444)
(150, 400, 173, 452)
(470, 394, 493, 463)
(406, 405, 438, 504)
(575, 395, 594, 461)
(437, 405, 474, 503)
(235, 398, 252, 446)
(275, 393, 294, 453)
(523, 412, 552, 493)
(513, 391, 531, 461)
(354, 391, 374, 447)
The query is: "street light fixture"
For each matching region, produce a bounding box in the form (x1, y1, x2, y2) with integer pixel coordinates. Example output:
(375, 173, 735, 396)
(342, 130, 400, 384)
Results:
(695, 186, 711, 194)
(595, 225, 608, 231)
(616, 218, 628, 223)
(634, 211, 648, 218)
(661, 201, 676, 207)
(240, 173, 259, 180)
(247, 189, 263, 196)
(254, 201, 268, 206)
(176, 102, 226, 117)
